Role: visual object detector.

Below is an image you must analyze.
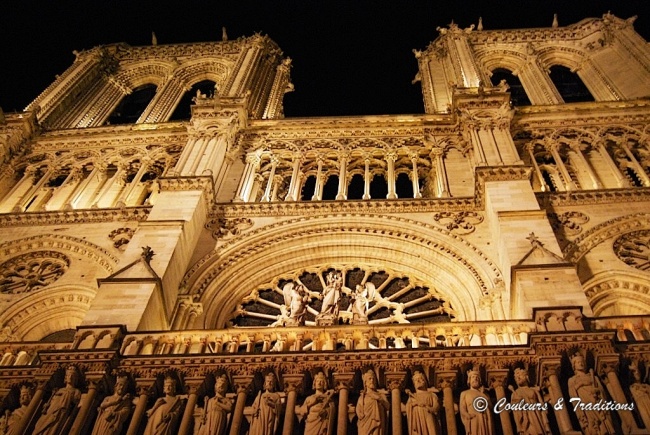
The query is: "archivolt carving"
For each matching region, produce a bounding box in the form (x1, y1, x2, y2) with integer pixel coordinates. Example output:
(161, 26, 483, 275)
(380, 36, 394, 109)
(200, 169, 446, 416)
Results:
(0, 251, 69, 294)
(564, 213, 650, 262)
(0, 234, 118, 273)
(584, 274, 650, 316)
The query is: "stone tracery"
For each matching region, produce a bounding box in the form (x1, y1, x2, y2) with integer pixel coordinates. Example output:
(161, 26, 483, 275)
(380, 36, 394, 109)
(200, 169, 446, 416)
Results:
(0, 251, 69, 295)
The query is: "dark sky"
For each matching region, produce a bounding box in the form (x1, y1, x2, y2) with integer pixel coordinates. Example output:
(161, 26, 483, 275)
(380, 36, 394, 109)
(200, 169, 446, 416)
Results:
(1, 1, 649, 117)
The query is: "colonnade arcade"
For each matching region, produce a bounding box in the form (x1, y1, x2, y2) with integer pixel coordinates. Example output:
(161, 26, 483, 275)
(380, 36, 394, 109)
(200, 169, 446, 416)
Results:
(0, 142, 182, 213)
(519, 125, 650, 193)
(234, 135, 473, 203)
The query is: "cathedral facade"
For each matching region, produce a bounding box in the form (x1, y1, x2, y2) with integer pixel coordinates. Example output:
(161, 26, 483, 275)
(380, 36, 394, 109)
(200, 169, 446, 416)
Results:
(0, 13, 649, 435)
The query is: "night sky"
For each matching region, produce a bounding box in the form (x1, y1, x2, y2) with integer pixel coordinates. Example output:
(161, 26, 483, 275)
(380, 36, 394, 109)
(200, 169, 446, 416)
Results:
(1, 1, 649, 118)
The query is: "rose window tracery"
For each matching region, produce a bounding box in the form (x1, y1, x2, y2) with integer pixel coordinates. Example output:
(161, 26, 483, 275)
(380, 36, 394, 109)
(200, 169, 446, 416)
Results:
(0, 251, 70, 294)
(228, 266, 455, 328)
(614, 231, 650, 271)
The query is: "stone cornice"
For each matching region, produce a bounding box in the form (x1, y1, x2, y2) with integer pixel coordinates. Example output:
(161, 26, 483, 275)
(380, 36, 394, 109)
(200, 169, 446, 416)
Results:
(466, 17, 606, 45)
(244, 114, 457, 141)
(536, 188, 650, 207)
(0, 206, 150, 228)
(512, 99, 650, 129)
(214, 197, 477, 219)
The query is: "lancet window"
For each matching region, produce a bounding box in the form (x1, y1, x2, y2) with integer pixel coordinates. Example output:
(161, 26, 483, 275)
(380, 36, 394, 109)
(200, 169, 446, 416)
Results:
(548, 65, 594, 103)
(489, 68, 531, 106)
(170, 80, 218, 121)
(106, 84, 157, 125)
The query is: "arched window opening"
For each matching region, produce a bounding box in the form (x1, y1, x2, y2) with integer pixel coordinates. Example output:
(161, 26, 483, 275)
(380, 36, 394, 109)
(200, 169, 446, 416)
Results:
(549, 65, 594, 103)
(347, 174, 365, 199)
(322, 175, 338, 200)
(369, 174, 388, 199)
(169, 80, 217, 121)
(300, 175, 316, 201)
(395, 172, 413, 198)
(106, 84, 157, 125)
(541, 170, 557, 192)
(490, 68, 531, 106)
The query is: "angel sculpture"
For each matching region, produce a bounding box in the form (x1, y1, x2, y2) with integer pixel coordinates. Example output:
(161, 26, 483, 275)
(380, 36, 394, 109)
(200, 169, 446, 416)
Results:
(351, 282, 376, 324)
(282, 282, 309, 326)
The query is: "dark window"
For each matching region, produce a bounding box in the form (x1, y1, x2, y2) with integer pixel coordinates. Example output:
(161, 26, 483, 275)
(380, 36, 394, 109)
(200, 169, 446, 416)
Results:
(395, 173, 413, 198)
(169, 80, 217, 121)
(300, 175, 316, 200)
(490, 68, 531, 106)
(369, 174, 388, 199)
(106, 84, 157, 125)
(549, 65, 594, 103)
(347, 174, 365, 199)
(322, 175, 339, 200)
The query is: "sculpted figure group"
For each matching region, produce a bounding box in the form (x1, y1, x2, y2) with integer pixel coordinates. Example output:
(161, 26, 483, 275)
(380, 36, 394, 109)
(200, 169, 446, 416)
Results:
(6, 351, 650, 435)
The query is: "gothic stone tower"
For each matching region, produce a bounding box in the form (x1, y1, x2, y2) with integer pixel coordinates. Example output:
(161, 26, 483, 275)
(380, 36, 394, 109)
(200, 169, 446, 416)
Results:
(0, 14, 650, 435)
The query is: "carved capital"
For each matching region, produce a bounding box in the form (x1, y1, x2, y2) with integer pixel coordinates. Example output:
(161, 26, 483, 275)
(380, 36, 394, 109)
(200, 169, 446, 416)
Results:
(435, 370, 457, 390)
(596, 355, 621, 377)
(384, 372, 406, 391)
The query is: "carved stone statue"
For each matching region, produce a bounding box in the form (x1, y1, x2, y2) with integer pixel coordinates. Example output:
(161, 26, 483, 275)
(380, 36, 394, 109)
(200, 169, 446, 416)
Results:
(459, 370, 493, 435)
(197, 374, 233, 435)
(567, 352, 615, 435)
(303, 372, 335, 435)
(320, 272, 342, 317)
(33, 365, 82, 435)
(91, 375, 132, 435)
(356, 370, 389, 435)
(509, 368, 550, 435)
(405, 370, 440, 435)
(2, 384, 33, 435)
(351, 283, 375, 325)
(143, 377, 184, 435)
(629, 361, 650, 428)
(282, 282, 309, 326)
(249, 373, 282, 435)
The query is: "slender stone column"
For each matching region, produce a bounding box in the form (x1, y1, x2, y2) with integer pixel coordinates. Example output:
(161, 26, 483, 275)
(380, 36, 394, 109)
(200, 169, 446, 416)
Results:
(179, 381, 202, 435)
(619, 140, 650, 186)
(14, 167, 53, 212)
(487, 369, 514, 435)
(385, 372, 405, 435)
(548, 144, 577, 191)
(188, 136, 209, 175)
(539, 359, 573, 434)
(431, 148, 449, 197)
(126, 380, 154, 435)
(70, 377, 100, 435)
(570, 144, 602, 189)
(282, 375, 303, 435)
(68, 165, 100, 208)
(596, 141, 627, 187)
(92, 165, 124, 207)
(12, 380, 46, 435)
(260, 156, 278, 202)
(335, 153, 348, 200)
(436, 371, 458, 435)
(117, 158, 150, 206)
(527, 144, 549, 191)
(285, 155, 302, 201)
(333, 372, 354, 435)
(410, 152, 422, 198)
(385, 151, 397, 199)
(597, 357, 637, 433)
(312, 157, 324, 201)
(235, 153, 262, 202)
(229, 376, 252, 435)
(363, 156, 371, 199)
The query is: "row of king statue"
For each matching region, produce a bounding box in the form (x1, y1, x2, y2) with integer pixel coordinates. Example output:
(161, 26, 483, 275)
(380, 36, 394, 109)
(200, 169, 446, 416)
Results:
(1, 349, 650, 434)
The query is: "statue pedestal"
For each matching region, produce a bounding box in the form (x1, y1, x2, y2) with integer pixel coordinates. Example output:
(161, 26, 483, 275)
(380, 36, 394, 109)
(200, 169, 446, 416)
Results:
(316, 313, 337, 326)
